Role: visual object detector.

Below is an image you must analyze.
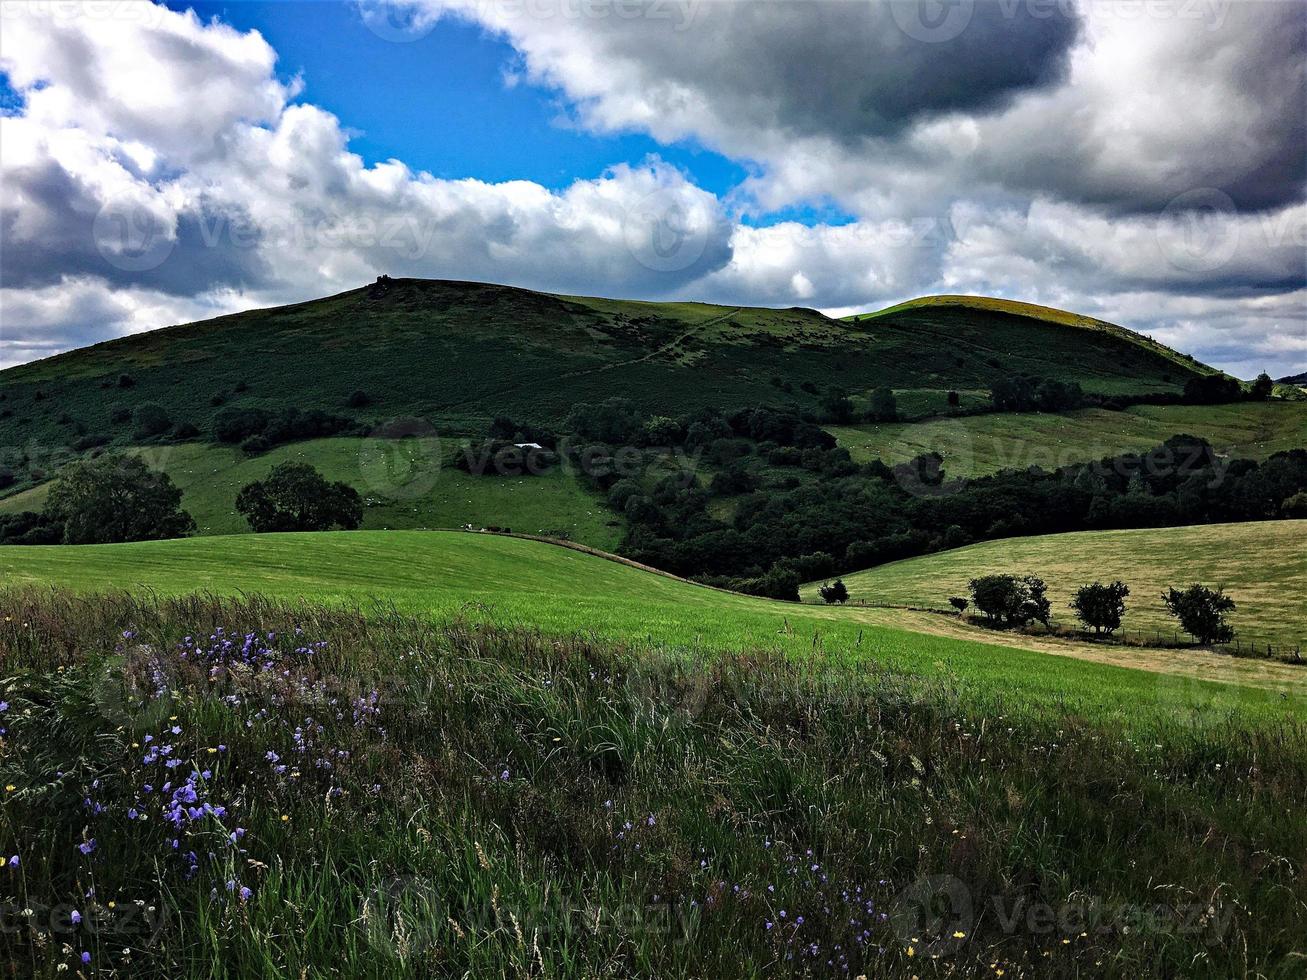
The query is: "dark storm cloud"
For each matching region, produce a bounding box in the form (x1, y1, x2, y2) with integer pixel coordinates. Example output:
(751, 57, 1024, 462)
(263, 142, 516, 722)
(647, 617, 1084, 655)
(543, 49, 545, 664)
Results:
(0, 157, 273, 297)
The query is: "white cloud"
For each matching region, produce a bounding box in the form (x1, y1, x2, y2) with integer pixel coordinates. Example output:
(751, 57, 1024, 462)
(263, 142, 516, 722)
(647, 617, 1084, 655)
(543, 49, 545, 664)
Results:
(0, 0, 1302, 379)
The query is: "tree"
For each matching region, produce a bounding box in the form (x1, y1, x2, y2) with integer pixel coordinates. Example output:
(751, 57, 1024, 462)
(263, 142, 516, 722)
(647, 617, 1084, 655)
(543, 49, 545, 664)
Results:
(235, 462, 363, 532)
(946, 390, 960, 409)
(346, 389, 371, 408)
(819, 579, 849, 604)
(1070, 581, 1129, 635)
(819, 388, 855, 424)
(1283, 491, 1307, 517)
(1162, 585, 1235, 645)
(1250, 372, 1274, 401)
(866, 387, 898, 422)
(968, 574, 1050, 628)
(948, 596, 969, 616)
(43, 455, 195, 544)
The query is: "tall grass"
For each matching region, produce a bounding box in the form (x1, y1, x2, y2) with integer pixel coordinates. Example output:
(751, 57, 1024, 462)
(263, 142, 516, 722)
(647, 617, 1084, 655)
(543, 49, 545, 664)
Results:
(1, 589, 1303, 977)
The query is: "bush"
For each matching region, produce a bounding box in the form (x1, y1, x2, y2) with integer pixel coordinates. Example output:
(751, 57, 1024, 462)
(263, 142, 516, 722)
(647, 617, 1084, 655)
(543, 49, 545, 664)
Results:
(173, 421, 201, 440)
(948, 596, 969, 615)
(1282, 491, 1307, 517)
(1069, 581, 1129, 635)
(236, 462, 363, 533)
(0, 466, 15, 490)
(109, 406, 132, 425)
(819, 579, 849, 604)
(42, 455, 194, 544)
(132, 408, 163, 438)
(213, 407, 271, 443)
(345, 389, 371, 408)
(0, 510, 65, 545)
(1162, 585, 1235, 645)
(117, 374, 136, 389)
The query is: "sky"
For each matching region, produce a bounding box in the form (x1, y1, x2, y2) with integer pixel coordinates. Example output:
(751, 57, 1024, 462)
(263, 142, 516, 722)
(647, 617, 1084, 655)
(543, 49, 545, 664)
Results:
(0, 0, 1303, 378)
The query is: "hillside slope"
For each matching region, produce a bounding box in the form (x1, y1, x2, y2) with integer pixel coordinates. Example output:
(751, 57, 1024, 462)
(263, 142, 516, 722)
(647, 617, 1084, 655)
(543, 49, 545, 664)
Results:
(815, 520, 1307, 650)
(0, 280, 1210, 461)
(0, 528, 1299, 716)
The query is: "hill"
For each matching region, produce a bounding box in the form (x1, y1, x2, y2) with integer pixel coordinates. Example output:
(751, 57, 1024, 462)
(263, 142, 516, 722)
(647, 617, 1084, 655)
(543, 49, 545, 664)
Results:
(1281, 371, 1307, 386)
(813, 520, 1307, 650)
(0, 279, 1210, 468)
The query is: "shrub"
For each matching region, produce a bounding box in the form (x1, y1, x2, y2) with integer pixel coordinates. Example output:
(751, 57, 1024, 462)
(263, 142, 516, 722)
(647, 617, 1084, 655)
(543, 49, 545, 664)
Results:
(42, 455, 194, 544)
(1070, 581, 1130, 635)
(132, 403, 172, 439)
(948, 596, 969, 615)
(946, 390, 960, 408)
(819, 579, 849, 604)
(0, 510, 64, 544)
(346, 389, 371, 408)
(173, 421, 201, 440)
(109, 406, 132, 425)
(0, 466, 14, 489)
(1162, 585, 1235, 645)
(1282, 491, 1307, 517)
(235, 462, 363, 533)
(117, 374, 136, 389)
(213, 407, 271, 443)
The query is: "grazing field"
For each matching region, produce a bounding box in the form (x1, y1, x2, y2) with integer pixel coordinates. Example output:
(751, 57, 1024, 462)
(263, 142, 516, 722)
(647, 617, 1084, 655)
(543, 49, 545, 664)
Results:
(828, 400, 1307, 478)
(0, 439, 623, 548)
(0, 529, 1301, 724)
(818, 520, 1307, 651)
(2, 590, 1303, 978)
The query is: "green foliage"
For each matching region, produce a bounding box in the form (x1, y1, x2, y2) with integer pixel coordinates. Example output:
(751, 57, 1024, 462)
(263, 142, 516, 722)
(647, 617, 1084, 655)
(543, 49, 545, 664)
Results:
(866, 387, 898, 422)
(948, 595, 969, 615)
(42, 454, 194, 544)
(818, 579, 849, 604)
(1163, 584, 1236, 645)
(132, 401, 171, 439)
(968, 574, 1051, 628)
(235, 462, 363, 532)
(1070, 581, 1130, 635)
(1251, 372, 1275, 400)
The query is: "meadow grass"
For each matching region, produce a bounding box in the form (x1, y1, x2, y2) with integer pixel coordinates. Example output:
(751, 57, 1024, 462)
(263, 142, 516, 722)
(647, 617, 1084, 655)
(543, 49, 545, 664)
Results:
(0, 440, 623, 548)
(828, 401, 1307, 478)
(0, 590, 1304, 978)
(820, 520, 1307, 651)
(0, 530, 1301, 731)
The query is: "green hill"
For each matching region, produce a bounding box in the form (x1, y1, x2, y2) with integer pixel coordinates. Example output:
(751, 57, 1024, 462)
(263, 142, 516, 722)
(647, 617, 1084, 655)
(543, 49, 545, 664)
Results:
(813, 520, 1307, 650)
(0, 279, 1209, 462)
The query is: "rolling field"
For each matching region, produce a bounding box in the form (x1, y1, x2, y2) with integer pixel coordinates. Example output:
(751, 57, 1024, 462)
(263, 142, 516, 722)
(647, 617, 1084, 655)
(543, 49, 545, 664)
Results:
(828, 400, 1307, 477)
(0, 529, 1301, 725)
(817, 520, 1307, 650)
(0, 439, 623, 548)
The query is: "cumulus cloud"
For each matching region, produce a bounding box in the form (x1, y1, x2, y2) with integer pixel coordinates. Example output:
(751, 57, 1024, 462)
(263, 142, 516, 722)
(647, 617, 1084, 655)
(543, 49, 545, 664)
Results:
(0, 0, 1302, 378)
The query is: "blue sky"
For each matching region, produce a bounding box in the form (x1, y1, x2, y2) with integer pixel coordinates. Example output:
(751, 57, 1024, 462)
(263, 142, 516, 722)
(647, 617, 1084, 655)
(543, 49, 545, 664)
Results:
(165, 1, 753, 198)
(0, 0, 1301, 375)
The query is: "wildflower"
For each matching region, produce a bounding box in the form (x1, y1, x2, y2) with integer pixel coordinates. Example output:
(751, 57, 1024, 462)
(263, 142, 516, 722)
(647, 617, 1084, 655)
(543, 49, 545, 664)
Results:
(239, 886, 252, 901)
(70, 911, 82, 925)
(281, 814, 289, 822)
(4, 785, 13, 793)
(77, 839, 97, 855)
(7, 856, 17, 867)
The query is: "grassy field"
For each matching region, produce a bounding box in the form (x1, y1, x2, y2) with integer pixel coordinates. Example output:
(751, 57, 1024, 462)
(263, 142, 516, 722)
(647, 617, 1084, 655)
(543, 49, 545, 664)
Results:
(0, 439, 623, 548)
(828, 400, 1307, 477)
(0, 280, 1207, 493)
(3, 590, 1303, 977)
(816, 520, 1307, 651)
(0, 529, 1301, 726)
